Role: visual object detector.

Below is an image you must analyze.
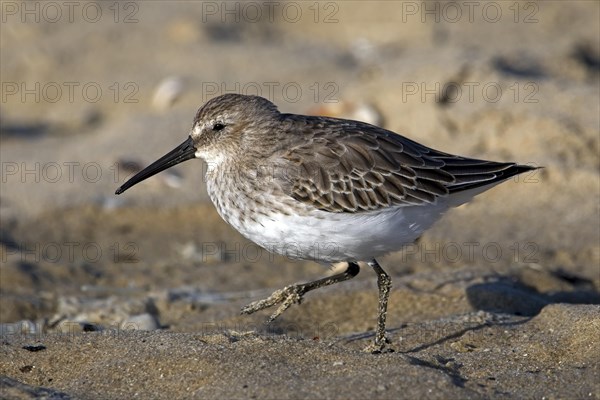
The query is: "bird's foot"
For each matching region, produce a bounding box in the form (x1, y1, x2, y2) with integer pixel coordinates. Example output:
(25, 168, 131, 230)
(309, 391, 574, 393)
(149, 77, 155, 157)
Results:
(241, 284, 306, 323)
(363, 335, 394, 354)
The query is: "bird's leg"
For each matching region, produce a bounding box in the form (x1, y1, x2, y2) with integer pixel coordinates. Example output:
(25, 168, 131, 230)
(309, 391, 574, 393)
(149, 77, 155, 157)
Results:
(364, 258, 393, 353)
(241, 261, 360, 323)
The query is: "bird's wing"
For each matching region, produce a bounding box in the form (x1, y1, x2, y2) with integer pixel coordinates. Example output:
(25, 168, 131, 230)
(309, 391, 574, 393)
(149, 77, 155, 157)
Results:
(274, 116, 526, 213)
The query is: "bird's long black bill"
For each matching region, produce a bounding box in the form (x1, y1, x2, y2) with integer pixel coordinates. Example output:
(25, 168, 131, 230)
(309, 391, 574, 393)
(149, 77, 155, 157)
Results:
(115, 136, 197, 195)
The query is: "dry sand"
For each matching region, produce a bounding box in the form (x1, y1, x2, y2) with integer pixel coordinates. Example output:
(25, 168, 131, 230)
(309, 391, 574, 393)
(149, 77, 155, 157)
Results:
(1, 1, 599, 399)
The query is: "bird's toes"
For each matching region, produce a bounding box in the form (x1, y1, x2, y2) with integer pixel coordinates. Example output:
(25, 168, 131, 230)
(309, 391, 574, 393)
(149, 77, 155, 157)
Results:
(363, 337, 394, 354)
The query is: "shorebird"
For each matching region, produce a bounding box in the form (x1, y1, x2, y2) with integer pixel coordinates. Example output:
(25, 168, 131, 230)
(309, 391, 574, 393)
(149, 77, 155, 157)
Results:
(116, 94, 537, 352)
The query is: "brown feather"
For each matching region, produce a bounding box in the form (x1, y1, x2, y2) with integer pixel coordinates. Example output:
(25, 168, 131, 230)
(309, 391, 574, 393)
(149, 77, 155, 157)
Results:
(275, 114, 536, 213)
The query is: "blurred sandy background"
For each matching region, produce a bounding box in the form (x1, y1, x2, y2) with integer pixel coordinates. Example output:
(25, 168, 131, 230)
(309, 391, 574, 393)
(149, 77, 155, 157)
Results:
(1, 1, 599, 399)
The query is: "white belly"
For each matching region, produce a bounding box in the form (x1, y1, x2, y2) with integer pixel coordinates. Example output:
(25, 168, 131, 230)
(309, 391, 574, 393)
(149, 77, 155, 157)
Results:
(224, 200, 452, 263)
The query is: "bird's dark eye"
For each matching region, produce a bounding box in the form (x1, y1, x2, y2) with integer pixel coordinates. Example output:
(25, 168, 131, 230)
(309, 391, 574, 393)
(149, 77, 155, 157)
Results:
(213, 123, 225, 131)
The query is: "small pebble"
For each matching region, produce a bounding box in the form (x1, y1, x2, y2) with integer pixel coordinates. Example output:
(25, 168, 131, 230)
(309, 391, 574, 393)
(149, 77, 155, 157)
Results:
(152, 77, 184, 111)
(122, 313, 161, 331)
(308, 100, 384, 126)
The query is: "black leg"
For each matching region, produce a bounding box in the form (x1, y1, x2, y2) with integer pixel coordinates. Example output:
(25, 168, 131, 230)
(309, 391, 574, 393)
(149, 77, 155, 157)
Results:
(365, 258, 392, 353)
(241, 262, 360, 322)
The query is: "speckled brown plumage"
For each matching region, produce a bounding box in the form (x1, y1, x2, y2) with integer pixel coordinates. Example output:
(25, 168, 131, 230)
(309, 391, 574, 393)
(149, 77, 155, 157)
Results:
(273, 113, 529, 212)
(115, 93, 539, 352)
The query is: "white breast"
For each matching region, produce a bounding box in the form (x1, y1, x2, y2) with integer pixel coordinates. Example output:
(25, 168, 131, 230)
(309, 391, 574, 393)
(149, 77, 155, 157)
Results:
(207, 186, 452, 263)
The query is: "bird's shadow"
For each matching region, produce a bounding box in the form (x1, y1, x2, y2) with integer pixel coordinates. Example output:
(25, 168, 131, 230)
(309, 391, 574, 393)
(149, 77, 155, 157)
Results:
(465, 270, 600, 317)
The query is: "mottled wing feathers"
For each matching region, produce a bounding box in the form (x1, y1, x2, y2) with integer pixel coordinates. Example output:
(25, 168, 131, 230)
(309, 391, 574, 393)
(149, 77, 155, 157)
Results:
(277, 116, 534, 213)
